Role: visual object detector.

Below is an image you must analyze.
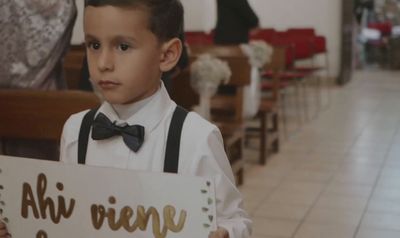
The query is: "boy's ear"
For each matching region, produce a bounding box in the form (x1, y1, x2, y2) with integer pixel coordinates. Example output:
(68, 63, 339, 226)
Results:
(160, 38, 183, 72)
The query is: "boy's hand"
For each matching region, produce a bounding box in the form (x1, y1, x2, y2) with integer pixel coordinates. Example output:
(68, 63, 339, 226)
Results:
(209, 227, 229, 238)
(0, 222, 10, 238)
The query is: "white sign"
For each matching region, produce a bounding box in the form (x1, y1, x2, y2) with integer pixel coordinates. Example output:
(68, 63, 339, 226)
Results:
(0, 156, 217, 238)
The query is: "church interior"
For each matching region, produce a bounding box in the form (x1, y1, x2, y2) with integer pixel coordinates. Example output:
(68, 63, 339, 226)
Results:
(2, 0, 400, 237)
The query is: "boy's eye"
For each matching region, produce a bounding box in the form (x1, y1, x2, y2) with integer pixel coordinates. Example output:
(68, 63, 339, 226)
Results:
(88, 42, 101, 50)
(118, 43, 130, 51)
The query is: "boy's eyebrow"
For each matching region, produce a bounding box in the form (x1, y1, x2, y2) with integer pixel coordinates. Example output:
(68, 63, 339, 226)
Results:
(84, 34, 98, 41)
(113, 35, 138, 43)
(84, 34, 137, 43)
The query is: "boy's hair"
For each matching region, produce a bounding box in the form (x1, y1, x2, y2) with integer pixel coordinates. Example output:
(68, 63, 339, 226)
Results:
(84, 0, 184, 42)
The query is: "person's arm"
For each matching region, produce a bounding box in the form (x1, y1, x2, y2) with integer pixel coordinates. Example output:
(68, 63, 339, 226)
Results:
(229, 0, 259, 28)
(186, 125, 252, 238)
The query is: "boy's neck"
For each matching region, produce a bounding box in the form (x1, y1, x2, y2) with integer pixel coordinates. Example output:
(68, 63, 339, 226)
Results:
(111, 83, 161, 121)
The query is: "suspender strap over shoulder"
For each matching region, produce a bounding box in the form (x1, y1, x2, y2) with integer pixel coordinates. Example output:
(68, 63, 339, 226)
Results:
(77, 105, 188, 174)
(163, 106, 188, 174)
(78, 108, 98, 165)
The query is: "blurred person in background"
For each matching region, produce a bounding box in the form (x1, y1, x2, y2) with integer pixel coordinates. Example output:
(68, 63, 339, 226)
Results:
(0, 0, 77, 89)
(0, 0, 77, 160)
(214, 0, 259, 45)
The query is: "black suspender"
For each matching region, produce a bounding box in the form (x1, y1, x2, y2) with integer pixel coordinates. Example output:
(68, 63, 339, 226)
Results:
(77, 106, 188, 174)
(78, 108, 98, 165)
(163, 106, 188, 173)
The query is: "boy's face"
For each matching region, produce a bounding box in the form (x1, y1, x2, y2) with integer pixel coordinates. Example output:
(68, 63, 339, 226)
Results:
(84, 5, 163, 105)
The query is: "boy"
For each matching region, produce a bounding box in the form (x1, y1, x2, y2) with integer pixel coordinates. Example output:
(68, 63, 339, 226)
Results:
(0, 0, 251, 237)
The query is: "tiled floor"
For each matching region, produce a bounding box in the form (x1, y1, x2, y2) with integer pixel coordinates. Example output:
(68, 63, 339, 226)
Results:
(241, 70, 400, 238)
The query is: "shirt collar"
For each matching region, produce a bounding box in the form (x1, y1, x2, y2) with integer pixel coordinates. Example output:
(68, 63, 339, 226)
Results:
(97, 82, 175, 134)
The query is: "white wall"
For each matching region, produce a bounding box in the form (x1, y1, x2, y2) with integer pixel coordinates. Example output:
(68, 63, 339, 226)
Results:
(72, 0, 342, 77)
(71, 1, 84, 45)
(181, 0, 217, 32)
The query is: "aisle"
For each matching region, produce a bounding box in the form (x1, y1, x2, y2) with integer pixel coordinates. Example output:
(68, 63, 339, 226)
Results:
(243, 70, 400, 238)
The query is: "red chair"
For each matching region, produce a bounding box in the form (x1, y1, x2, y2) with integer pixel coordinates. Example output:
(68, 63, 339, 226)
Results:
(287, 28, 316, 37)
(365, 35, 390, 64)
(262, 68, 309, 126)
(279, 32, 315, 60)
(269, 31, 317, 74)
(251, 30, 310, 124)
(287, 28, 329, 71)
(287, 28, 329, 70)
(366, 22, 391, 67)
(250, 28, 276, 43)
(314, 36, 327, 53)
(272, 31, 321, 121)
(250, 29, 316, 124)
(287, 29, 331, 113)
(264, 63, 308, 127)
(368, 21, 392, 36)
(185, 31, 213, 45)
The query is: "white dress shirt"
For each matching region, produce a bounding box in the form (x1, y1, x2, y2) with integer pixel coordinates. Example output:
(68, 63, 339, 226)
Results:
(60, 83, 252, 238)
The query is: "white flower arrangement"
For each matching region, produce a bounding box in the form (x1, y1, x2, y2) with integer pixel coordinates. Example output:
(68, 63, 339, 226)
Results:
(240, 40, 274, 68)
(240, 41, 273, 118)
(190, 54, 232, 120)
(190, 54, 231, 96)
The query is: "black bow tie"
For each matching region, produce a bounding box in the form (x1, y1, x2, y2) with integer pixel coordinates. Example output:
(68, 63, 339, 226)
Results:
(91, 113, 145, 152)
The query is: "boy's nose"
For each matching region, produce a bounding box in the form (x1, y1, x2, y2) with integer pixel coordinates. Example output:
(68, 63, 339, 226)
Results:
(97, 49, 114, 72)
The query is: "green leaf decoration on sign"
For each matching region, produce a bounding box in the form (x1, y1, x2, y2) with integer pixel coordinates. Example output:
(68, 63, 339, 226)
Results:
(201, 189, 207, 194)
(208, 198, 213, 205)
(206, 181, 211, 187)
(209, 215, 214, 222)
(202, 207, 209, 212)
(203, 223, 210, 228)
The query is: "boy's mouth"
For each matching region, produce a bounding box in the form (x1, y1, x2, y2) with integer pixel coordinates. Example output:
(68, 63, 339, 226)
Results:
(98, 80, 121, 90)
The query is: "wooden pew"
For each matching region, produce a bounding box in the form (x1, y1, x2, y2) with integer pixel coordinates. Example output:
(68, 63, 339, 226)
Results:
(189, 46, 286, 166)
(0, 90, 100, 140)
(188, 45, 251, 123)
(171, 45, 251, 185)
(170, 67, 198, 110)
(247, 47, 286, 164)
(0, 90, 100, 160)
(64, 45, 86, 89)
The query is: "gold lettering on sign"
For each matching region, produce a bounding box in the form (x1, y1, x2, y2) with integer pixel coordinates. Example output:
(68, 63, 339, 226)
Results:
(21, 173, 76, 223)
(36, 230, 47, 238)
(91, 196, 187, 238)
